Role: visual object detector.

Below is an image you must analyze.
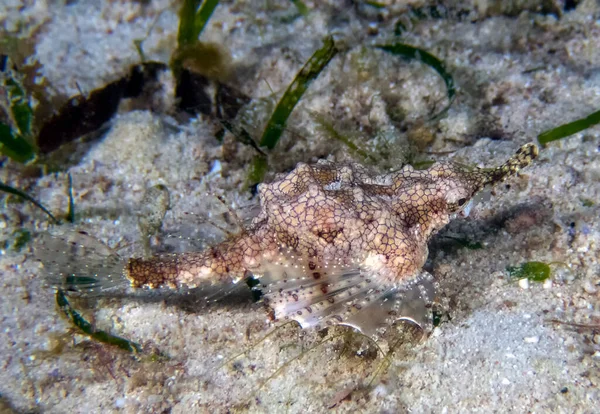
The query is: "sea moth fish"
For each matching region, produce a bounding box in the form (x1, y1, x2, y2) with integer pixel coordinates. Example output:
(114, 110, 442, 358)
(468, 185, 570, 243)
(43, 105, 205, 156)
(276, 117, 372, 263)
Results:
(35, 144, 538, 339)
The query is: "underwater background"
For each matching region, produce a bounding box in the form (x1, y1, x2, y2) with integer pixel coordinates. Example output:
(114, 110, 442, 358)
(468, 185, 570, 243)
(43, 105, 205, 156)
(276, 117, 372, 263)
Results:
(1, 1, 599, 412)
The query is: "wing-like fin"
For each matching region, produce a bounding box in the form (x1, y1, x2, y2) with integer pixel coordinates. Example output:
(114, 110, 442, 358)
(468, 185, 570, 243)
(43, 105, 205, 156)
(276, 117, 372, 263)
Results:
(263, 269, 377, 329)
(259, 247, 437, 338)
(340, 271, 436, 338)
(33, 231, 129, 294)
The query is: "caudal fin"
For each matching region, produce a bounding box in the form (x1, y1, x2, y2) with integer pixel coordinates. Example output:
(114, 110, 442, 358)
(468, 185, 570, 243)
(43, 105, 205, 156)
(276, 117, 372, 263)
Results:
(33, 230, 129, 294)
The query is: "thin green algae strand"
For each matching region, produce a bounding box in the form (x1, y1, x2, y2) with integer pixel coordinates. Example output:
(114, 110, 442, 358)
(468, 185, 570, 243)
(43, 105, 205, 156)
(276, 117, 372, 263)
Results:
(248, 333, 347, 402)
(247, 155, 269, 187)
(376, 43, 455, 118)
(56, 289, 142, 354)
(220, 119, 265, 156)
(443, 235, 483, 250)
(538, 108, 600, 146)
(0, 181, 58, 223)
(177, 0, 219, 48)
(66, 173, 75, 223)
(260, 36, 339, 149)
(507, 261, 551, 282)
(313, 114, 377, 162)
(172, 0, 220, 75)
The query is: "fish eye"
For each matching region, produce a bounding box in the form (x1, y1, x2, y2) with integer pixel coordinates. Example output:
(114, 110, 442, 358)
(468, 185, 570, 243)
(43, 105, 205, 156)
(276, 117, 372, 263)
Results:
(457, 198, 467, 206)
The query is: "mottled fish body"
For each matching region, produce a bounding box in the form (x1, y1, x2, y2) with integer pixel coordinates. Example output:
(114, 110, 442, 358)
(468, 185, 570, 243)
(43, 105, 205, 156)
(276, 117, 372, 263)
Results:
(35, 144, 538, 339)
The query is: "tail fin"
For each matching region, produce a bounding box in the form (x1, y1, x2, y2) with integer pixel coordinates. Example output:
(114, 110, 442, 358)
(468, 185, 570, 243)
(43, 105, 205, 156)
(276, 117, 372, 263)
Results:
(33, 231, 129, 294)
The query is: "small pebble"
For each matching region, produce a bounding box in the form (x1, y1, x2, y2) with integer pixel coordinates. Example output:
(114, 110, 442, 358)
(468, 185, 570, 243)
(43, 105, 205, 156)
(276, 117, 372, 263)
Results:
(583, 281, 597, 294)
(519, 278, 529, 289)
(147, 395, 162, 404)
(501, 378, 511, 385)
(209, 160, 222, 174)
(524, 336, 539, 343)
(367, 22, 379, 35)
(372, 384, 388, 397)
(543, 279, 552, 289)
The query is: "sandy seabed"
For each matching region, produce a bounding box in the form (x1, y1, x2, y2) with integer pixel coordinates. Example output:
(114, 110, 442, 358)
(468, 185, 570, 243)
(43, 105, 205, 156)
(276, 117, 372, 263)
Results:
(1, 1, 599, 413)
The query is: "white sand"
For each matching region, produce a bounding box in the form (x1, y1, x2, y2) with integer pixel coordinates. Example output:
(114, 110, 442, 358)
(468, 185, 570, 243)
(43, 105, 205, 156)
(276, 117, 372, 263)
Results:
(1, 1, 599, 412)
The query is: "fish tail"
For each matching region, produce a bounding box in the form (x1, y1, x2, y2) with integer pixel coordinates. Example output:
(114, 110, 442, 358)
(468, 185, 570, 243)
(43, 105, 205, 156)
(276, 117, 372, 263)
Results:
(124, 241, 247, 289)
(34, 231, 129, 294)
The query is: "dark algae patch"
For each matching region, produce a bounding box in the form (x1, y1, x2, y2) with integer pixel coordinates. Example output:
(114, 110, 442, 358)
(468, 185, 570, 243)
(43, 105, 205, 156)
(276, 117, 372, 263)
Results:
(247, 155, 269, 188)
(37, 62, 167, 153)
(4, 228, 31, 252)
(0, 59, 36, 162)
(290, 0, 309, 16)
(507, 261, 551, 282)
